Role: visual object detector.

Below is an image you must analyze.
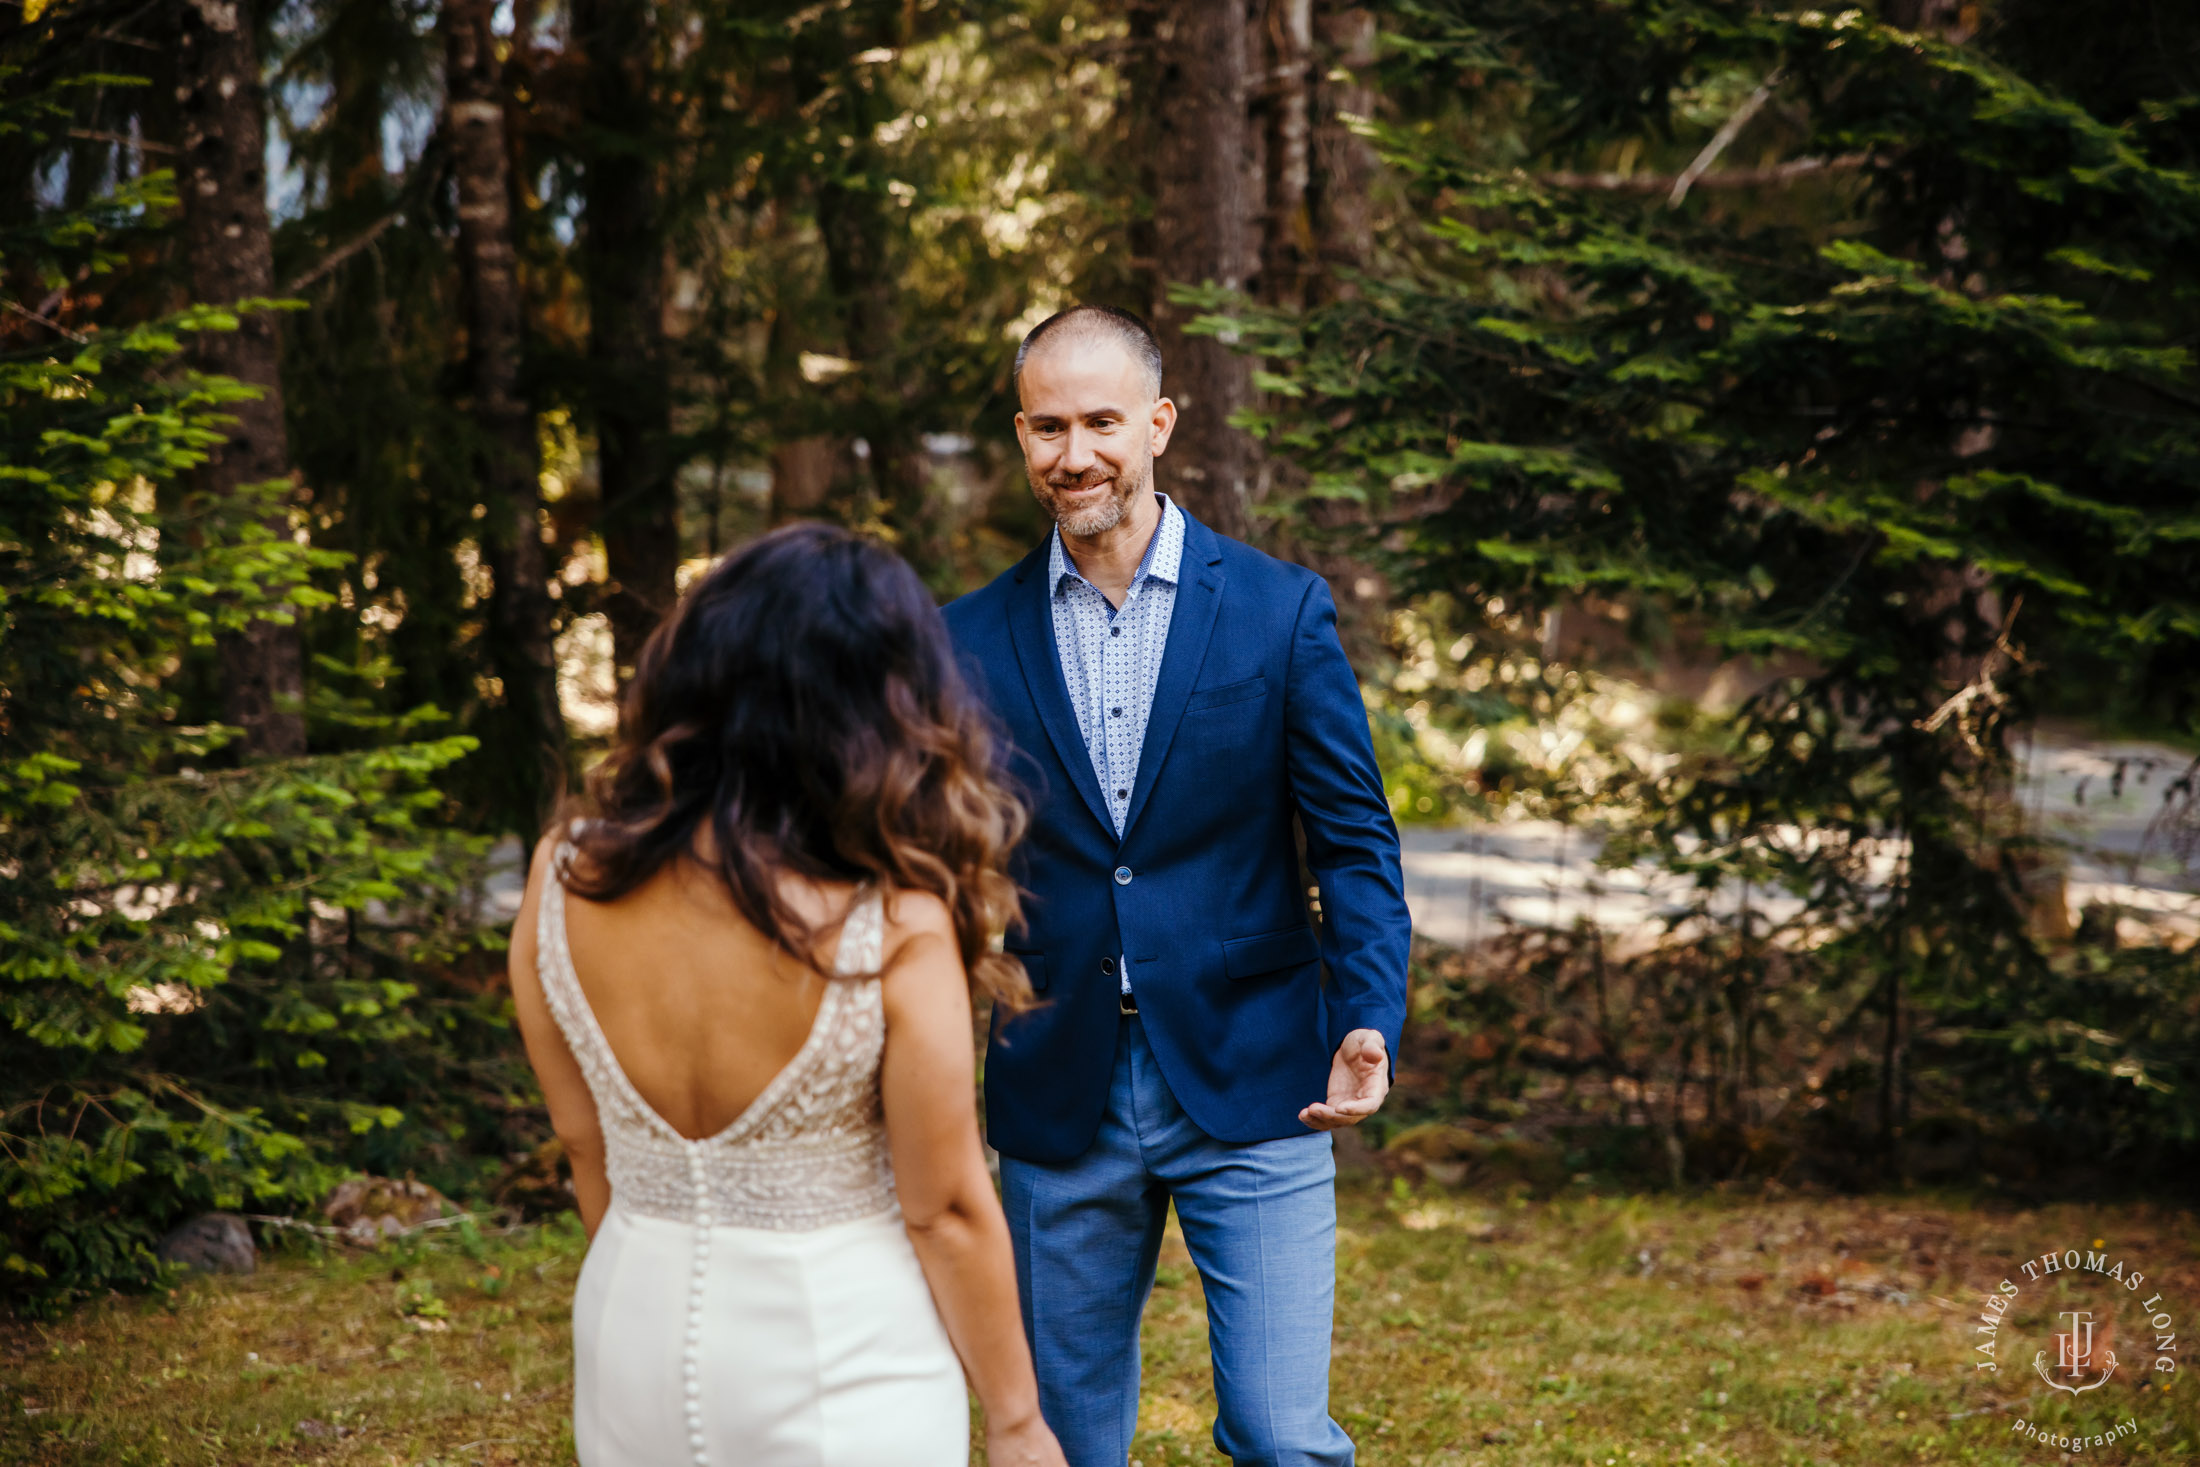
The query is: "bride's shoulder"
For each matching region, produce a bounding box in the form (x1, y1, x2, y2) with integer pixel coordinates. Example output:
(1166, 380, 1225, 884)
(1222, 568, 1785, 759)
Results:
(528, 817, 594, 892)
(876, 887, 958, 969)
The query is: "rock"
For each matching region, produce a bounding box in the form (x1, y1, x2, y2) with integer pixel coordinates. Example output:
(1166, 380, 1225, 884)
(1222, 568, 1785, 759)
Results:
(1381, 1123, 1569, 1192)
(1381, 1122, 1485, 1170)
(321, 1176, 454, 1244)
(157, 1212, 257, 1274)
(492, 1137, 576, 1220)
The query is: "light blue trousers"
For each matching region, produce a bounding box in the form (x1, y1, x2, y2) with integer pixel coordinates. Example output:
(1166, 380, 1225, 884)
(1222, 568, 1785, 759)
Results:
(1000, 1015, 1353, 1467)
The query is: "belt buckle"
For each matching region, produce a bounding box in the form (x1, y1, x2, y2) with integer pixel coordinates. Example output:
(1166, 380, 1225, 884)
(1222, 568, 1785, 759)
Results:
(1118, 991, 1139, 1016)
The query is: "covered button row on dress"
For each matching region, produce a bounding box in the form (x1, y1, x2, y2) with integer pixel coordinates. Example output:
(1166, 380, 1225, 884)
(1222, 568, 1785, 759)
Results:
(685, 1142, 712, 1464)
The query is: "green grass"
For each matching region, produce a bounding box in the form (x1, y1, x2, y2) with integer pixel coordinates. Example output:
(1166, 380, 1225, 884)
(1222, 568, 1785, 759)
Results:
(5, 1185, 2197, 1465)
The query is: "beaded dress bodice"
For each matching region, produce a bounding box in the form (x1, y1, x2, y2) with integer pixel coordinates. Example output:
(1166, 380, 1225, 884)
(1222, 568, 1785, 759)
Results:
(536, 848, 896, 1231)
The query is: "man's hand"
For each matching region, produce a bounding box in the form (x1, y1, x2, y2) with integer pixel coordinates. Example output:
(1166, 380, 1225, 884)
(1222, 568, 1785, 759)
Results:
(1298, 1028, 1390, 1131)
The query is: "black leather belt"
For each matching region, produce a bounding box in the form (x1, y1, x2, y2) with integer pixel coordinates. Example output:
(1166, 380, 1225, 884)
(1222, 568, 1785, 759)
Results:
(1119, 990, 1139, 1016)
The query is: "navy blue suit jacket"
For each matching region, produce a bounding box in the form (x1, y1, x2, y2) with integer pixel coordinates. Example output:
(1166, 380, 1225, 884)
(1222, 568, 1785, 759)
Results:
(943, 509, 1411, 1164)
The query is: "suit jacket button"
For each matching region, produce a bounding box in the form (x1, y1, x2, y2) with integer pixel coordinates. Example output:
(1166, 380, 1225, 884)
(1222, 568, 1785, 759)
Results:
(1101, 957, 1116, 975)
(1114, 866, 1133, 886)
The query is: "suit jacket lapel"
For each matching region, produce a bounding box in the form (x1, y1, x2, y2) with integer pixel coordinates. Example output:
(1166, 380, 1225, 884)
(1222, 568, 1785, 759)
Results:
(1006, 540, 1118, 839)
(1119, 512, 1225, 845)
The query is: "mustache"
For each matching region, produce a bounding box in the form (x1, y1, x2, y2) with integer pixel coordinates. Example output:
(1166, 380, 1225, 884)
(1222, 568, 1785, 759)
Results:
(1045, 472, 1115, 491)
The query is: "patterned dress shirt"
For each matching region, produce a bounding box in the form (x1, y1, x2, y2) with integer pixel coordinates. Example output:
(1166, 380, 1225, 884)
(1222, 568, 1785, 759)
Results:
(1048, 493, 1184, 993)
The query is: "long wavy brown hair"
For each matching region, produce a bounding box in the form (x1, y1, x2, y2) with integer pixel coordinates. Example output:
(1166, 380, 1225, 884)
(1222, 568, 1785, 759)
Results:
(561, 522, 1032, 1009)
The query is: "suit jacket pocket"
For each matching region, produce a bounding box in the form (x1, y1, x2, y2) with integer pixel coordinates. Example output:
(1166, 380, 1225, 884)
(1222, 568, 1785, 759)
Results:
(1008, 951, 1047, 992)
(1185, 674, 1268, 713)
(1222, 925, 1319, 980)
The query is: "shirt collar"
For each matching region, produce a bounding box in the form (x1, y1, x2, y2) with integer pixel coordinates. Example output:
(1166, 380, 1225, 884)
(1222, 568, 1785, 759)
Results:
(1049, 493, 1183, 600)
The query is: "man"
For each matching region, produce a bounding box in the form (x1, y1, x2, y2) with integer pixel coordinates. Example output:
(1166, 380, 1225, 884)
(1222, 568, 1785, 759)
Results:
(944, 305, 1410, 1466)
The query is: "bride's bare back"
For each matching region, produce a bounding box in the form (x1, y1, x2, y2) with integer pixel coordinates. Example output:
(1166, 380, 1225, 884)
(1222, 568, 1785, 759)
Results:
(555, 852, 857, 1142)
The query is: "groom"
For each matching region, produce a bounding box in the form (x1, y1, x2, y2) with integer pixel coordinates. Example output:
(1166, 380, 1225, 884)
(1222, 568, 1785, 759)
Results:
(944, 305, 1410, 1466)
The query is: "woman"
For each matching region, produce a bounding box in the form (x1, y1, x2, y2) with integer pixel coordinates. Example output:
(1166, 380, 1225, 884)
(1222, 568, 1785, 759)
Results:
(507, 524, 1067, 1467)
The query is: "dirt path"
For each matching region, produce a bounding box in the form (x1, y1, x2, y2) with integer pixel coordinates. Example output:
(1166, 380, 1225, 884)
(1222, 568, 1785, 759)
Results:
(1403, 727, 2199, 950)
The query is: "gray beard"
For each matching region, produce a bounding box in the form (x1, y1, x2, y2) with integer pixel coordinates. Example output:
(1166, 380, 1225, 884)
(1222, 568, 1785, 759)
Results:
(1033, 455, 1152, 538)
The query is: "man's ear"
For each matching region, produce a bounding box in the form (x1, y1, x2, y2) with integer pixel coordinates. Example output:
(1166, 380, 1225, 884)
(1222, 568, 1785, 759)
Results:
(1149, 397, 1178, 458)
(1013, 410, 1030, 454)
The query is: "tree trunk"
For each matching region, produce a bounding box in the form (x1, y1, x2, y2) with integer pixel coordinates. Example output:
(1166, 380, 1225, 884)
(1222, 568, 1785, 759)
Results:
(1310, 3, 1377, 302)
(573, 0, 678, 682)
(1257, 0, 1313, 312)
(175, 0, 306, 759)
(769, 437, 850, 522)
(1143, 0, 1258, 542)
(1293, 1, 1390, 659)
(816, 176, 942, 582)
(444, 0, 566, 836)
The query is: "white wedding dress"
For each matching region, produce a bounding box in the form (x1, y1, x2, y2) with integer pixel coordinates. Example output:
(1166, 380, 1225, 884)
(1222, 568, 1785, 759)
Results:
(536, 854, 969, 1467)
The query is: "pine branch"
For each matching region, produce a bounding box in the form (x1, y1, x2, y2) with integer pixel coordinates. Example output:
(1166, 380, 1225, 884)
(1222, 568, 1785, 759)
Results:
(1541, 153, 1869, 194)
(67, 127, 176, 154)
(1669, 69, 1785, 207)
(281, 213, 402, 295)
(1, 296, 88, 343)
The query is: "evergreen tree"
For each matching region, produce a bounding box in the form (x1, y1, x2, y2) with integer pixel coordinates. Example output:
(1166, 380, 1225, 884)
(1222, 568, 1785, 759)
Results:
(0, 19, 503, 1313)
(1235, 0, 2200, 1170)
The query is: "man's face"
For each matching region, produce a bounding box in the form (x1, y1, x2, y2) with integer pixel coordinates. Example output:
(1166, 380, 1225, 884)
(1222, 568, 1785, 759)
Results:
(1015, 335, 1175, 537)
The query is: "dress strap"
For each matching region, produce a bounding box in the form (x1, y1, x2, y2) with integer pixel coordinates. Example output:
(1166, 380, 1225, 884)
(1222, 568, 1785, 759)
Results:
(534, 839, 682, 1144)
(534, 845, 601, 1066)
(832, 886, 887, 977)
(533, 842, 586, 1022)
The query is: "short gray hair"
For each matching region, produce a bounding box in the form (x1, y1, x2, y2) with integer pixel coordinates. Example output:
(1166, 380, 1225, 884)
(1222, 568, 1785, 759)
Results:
(1013, 305, 1164, 400)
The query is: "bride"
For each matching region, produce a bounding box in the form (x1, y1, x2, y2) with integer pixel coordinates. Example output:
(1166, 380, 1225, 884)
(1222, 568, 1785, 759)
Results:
(507, 524, 1068, 1467)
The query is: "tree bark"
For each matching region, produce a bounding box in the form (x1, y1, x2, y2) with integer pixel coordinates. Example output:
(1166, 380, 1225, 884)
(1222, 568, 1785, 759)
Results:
(1143, 0, 1259, 542)
(769, 437, 850, 522)
(1294, 2, 1388, 660)
(175, 0, 307, 759)
(1309, 2, 1376, 303)
(444, 0, 566, 835)
(1257, 0, 1314, 311)
(573, 0, 678, 682)
(817, 175, 942, 582)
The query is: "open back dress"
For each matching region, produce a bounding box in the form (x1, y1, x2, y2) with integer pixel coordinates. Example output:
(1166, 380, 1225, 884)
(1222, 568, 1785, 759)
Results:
(536, 844, 968, 1466)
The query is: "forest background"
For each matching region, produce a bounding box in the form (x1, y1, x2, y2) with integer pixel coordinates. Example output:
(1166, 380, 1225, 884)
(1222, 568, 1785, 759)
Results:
(3, 0, 2198, 1315)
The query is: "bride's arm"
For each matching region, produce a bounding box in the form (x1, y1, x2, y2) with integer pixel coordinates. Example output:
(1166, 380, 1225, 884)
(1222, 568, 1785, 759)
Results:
(878, 894, 1067, 1467)
(509, 836, 612, 1238)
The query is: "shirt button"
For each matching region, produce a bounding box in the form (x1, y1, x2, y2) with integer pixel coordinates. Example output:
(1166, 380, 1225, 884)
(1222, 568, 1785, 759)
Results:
(1110, 626, 1121, 637)
(1111, 707, 1123, 717)
(1114, 866, 1133, 886)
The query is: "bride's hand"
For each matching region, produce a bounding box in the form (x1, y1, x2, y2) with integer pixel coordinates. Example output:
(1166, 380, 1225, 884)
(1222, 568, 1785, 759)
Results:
(986, 1410, 1069, 1467)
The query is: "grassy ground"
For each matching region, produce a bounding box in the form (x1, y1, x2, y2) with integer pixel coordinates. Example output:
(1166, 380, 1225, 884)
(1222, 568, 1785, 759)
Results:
(4, 1182, 2197, 1465)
